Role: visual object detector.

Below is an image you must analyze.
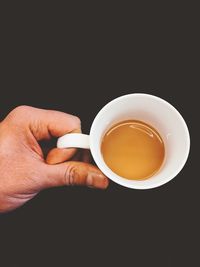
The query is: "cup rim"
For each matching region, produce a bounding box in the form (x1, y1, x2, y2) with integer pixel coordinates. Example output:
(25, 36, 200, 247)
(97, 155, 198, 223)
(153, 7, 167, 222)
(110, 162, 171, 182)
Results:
(89, 93, 190, 189)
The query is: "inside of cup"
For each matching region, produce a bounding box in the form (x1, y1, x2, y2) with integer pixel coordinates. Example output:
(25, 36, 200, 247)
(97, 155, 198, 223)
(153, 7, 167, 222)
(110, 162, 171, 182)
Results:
(90, 94, 190, 189)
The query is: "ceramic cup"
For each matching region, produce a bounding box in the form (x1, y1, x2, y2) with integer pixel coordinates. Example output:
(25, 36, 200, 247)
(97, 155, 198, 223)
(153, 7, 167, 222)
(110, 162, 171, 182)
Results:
(57, 94, 190, 189)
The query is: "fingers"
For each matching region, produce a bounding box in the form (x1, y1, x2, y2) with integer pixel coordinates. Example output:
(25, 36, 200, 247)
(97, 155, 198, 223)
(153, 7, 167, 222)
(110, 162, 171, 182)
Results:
(42, 161, 109, 190)
(31, 109, 81, 140)
(46, 148, 92, 164)
(7, 106, 81, 140)
(46, 148, 77, 164)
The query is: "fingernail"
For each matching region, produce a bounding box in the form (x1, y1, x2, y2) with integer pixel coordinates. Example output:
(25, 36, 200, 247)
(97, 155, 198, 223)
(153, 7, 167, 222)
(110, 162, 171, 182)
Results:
(87, 173, 109, 189)
(102, 177, 109, 188)
(97, 173, 109, 189)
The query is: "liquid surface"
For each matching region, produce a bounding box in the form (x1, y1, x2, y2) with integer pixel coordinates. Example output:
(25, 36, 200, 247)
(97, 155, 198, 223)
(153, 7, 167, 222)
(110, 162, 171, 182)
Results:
(101, 120, 165, 180)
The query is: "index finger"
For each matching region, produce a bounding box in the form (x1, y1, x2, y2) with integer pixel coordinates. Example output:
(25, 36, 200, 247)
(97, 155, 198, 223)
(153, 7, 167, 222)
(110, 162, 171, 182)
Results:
(26, 107, 81, 140)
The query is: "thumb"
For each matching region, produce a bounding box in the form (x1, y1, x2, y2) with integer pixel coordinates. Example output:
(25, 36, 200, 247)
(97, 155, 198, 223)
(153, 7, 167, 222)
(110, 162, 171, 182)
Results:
(43, 161, 109, 189)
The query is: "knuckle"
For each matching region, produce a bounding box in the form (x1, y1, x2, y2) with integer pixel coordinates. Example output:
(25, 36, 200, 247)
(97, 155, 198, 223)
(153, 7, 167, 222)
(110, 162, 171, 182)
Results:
(64, 163, 84, 186)
(64, 164, 77, 186)
(7, 106, 31, 121)
(12, 105, 31, 115)
(5, 105, 33, 125)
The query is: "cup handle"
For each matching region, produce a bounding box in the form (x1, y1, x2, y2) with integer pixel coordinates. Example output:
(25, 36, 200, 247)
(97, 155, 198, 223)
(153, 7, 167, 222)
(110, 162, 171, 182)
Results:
(57, 133, 90, 149)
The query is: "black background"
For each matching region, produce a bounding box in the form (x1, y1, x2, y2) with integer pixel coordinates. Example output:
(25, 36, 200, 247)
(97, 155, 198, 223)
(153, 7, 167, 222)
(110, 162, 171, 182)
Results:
(0, 3, 199, 267)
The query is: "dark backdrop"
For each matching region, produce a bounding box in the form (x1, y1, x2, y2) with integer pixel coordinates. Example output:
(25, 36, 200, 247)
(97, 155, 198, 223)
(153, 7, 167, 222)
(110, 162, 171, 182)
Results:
(0, 3, 198, 267)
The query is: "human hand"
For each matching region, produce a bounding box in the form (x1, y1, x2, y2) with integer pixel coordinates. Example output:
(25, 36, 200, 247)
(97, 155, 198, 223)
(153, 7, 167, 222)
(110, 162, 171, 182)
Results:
(0, 106, 109, 213)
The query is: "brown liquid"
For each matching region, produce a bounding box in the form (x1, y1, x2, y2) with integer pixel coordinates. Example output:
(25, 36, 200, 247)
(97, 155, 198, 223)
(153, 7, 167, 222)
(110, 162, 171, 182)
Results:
(101, 120, 165, 180)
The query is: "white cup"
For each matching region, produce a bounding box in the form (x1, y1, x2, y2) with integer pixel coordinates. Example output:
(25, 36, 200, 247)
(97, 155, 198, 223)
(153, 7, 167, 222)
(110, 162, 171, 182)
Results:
(57, 94, 190, 189)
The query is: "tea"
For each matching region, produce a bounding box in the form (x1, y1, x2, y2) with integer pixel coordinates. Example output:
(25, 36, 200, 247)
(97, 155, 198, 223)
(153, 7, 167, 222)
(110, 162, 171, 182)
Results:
(101, 120, 165, 180)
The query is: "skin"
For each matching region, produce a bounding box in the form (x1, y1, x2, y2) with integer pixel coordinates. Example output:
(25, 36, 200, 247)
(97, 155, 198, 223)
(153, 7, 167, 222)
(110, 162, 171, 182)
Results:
(0, 106, 109, 213)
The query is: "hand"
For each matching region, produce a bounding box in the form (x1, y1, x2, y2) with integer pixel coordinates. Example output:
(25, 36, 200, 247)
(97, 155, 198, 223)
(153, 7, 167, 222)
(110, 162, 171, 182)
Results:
(0, 106, 109, 213)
